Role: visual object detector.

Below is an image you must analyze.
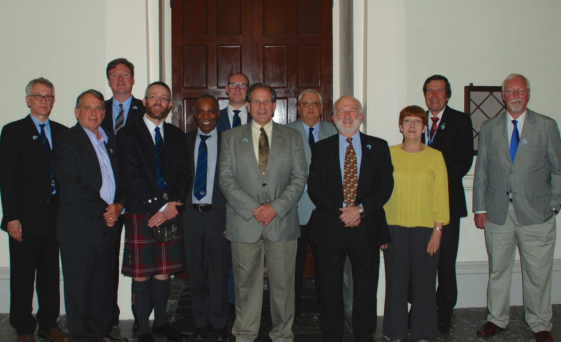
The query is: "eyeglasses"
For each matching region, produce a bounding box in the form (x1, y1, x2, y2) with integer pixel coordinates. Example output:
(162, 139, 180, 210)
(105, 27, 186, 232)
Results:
(228, 83, 248, 89)
(146, 95, 170, 102)
(301, 101, 320, 108)
(503, 89, 528, 96)
(403, 119, 423, 126)
(29, 94, 54, 102)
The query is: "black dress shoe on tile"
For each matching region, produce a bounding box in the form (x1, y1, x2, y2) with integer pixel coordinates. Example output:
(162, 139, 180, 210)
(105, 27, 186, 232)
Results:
(138, 333, 155, 342)
(535, 330, 554, 342)
(213, 325, 229, 341)
(192, 324, 210, 339)
(476, 321, 505, 337)
(438, 315, 451, 334)
(152, 323, 189, 340)
(132, 320, 139, 333)
(100, 333, 128, 342)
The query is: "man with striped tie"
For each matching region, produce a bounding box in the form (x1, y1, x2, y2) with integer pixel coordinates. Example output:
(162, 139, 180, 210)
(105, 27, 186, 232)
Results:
(183, 95, 230, 340)
(117, 82, 191, 342)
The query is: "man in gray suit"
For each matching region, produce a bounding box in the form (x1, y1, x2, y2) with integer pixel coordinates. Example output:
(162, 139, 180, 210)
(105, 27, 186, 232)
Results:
(286, 89, 337, 317)
(473, 74, 561, 342)
(219, 83, 308, 342)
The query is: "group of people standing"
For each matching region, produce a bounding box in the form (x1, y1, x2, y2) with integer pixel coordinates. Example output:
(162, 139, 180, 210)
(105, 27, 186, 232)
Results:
(0, 59, 558, 342)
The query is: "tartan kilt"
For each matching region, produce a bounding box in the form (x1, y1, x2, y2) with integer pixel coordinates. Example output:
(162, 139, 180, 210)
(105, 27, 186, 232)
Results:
(122, 213, 185, 278)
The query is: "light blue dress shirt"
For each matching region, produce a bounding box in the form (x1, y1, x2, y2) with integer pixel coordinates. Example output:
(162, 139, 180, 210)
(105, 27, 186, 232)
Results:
(192, 128, 218, 205)
(301, 120, 320, 142)
(82, 126, 116, 205)
(111, 96, 133, 131)
(30, 114, 52, 149)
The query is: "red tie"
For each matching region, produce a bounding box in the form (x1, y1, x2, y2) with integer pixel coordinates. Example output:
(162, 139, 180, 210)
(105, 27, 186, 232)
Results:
(429, 116, 439, 142)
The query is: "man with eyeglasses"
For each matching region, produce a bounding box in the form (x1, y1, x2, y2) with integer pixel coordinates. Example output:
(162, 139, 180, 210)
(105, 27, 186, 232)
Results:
(420, 75, 473, 334)
(116, 82, 190, 342)
(473, 74, 561, 342)
(217, 73, 252, 132)
(0, 77, 70, 342)
(101, 58, 147, 331)
(286, 89, 337, 317)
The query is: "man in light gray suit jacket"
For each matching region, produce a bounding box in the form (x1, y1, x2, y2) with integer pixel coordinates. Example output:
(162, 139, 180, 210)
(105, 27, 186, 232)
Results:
(219, 83, 307, 342)
(286, 89, 337, 317)
(473, 74, 561, 342)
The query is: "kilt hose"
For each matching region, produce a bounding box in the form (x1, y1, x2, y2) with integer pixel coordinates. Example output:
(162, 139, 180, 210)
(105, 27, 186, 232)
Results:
(122, 213, 186, 278)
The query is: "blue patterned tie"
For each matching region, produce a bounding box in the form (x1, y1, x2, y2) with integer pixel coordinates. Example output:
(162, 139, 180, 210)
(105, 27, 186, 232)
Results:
(232, 110, 241, 128)
(194, 135, 210, 200)
(115, 103, 125, 133)
(308, 127, 315, 147)
(39, 124, 55, 194)
(155, 127, 166, 191)
(510, 120, 520, 162)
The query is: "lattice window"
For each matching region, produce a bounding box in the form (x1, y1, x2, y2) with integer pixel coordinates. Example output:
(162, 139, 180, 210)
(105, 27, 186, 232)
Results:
(464, 85, 506, 154)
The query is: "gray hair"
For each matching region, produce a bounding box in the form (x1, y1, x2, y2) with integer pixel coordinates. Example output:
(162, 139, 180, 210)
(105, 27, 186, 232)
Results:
(75, 89, 105, 110)
(502, 73, 531, 91)
(334, 95, 364, 114)
(297, 89, 323, 105)
(25, 77, 55, 97)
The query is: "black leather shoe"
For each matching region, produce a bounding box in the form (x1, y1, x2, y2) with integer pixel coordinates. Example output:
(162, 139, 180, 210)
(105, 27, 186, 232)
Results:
(152, 323, 189, 340)
(132, 319, 139, 333)
(192, 324, 210, 339)
(438, 315, 451, 334)
(213, 325, 229, 341)
(100, 333, 128, 342)
(138, 333, 155, 342)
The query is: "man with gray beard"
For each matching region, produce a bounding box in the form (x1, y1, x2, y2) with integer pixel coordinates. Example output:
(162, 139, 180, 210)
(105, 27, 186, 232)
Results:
(308, 95, 394, 342)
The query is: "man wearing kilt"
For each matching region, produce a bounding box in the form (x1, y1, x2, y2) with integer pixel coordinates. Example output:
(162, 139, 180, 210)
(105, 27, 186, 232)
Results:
(116, 82, 191, 342)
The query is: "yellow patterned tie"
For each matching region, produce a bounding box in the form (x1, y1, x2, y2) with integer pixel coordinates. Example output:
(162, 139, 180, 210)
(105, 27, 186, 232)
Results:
(259, 127, 269, 175)
(343, 138, 358, 206)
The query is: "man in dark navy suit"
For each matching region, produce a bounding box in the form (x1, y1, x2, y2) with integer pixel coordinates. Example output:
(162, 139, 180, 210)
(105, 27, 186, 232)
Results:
(216, 73, 251, 132)
(0, 77, 70, 342)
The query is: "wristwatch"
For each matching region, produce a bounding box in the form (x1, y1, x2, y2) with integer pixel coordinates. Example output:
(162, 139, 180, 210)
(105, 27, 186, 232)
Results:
(358, 205, 365, 218)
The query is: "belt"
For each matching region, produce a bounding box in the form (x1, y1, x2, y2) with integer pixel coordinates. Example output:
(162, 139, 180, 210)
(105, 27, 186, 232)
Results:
(192, 204, 212, 212)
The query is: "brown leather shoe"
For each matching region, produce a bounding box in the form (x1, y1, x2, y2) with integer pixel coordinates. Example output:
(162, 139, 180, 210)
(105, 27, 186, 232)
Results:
(100, 333, 129, 342)
(17, 334, 36, 342)
(37, 327, 70, 342)
(476, 321, 505, 337)
(535, 331, 554, 342)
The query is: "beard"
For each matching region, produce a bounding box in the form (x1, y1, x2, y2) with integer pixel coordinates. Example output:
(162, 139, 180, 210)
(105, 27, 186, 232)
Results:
(335, 117, 361, 135)
(147, 105, 171, 121)
(507, 98, 525, 113)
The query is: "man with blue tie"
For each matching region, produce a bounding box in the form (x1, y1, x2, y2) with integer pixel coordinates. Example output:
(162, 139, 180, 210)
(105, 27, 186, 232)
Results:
(184, 95, 230, 340)
(286, 89, 337, 317)
(473, 74, 561, 342)
(217, 73, 252, 132)
(0, 78, 70, 342)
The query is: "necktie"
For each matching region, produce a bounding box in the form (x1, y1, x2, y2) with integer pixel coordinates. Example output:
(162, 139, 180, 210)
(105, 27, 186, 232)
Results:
(232, 110, 241, 128)
(343, 138, 358, 206)
(510, 120, 520, 162)
(39, 124, 55, 194)
(308, 127, 315, 147)
(115, 103, 125, 133)
(194, 135, 210, 200)
(429, 116, 439, 144)
(155, 127, 166, 191)
(259, 127, 269, 175)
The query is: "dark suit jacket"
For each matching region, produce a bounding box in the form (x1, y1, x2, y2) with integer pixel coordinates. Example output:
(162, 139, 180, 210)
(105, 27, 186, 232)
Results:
(0, 115, 68, 237)
(52, 124, 125, 246)
(216, 107, 252, 132)
(184, 130, 227, 237)
(425, 106, 474, 218)
(101, 97, 145, 134)
(308, 133, 394, 250)
(116, 119, 191, 215)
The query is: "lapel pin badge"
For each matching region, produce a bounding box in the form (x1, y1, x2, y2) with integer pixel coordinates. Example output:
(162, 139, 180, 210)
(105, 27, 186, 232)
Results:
(110, 148, 114, 153)
(133, 106, 138, 110)
(33, 135, 38, 140)
(367, 144, 372, 149)
(243, 138, 248, 143)
(522, 139, 528, 145)
(278, 135, 282, 138)
(441, 123, 446, 130)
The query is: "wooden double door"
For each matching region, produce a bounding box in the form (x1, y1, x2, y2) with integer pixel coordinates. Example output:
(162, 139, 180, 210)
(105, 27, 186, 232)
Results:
(171, 0, 333, 132)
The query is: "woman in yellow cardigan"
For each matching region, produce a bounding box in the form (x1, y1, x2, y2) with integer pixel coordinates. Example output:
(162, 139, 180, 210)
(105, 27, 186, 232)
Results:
(382, 105, 449, 342)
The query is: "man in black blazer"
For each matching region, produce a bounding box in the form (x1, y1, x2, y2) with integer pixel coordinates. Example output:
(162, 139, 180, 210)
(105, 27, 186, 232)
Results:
(101, 58, 146, 327)
(216, 72, 252, 132)
(52, 89, 126, 342)
(184, 94, 230, 340)
(117, 82, 190, 342)
(0, 78, 70, 342)
(422, 75, 474, 333)
(308, 95, 394, 342)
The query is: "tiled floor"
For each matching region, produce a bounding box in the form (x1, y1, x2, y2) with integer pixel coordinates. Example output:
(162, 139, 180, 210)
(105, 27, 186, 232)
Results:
(0, 277, 559, 341)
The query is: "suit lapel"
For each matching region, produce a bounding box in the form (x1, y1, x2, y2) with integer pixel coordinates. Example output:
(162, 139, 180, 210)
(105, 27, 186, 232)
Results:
(240, 124, 262, 176)
(430, 107, 452, 147)
(105, 133, 119, 178)
(515, 110, 536, 164)
(75, 125, 102, 185)
(25, 116, 51, 164)
(266, 123, 284, 173)
(318, 121, 333, 140)
(187, 132, 197, 180)
(495, 112, 511, 163)
(356, 133, 373, 198)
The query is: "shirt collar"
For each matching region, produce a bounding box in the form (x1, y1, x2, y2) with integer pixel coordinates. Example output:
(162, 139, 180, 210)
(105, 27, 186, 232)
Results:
(301, 120, 320, 130)
(29, 113, 49, 128)
(112, 95, 133, 108)
(251, 119, 273, 131)
(143, 114, 165, 132)
(82, 125, 108, 143)
(197, 127, 218, 139)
